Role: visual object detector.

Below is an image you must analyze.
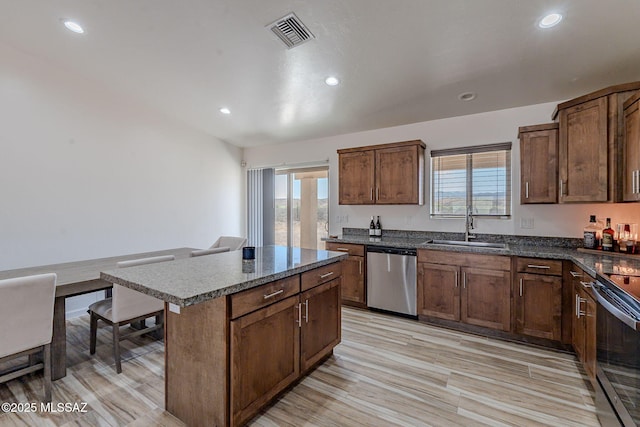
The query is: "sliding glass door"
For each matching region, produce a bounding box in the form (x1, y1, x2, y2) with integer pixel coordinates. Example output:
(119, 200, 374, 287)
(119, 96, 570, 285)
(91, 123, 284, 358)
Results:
(275, 167, 329, 249)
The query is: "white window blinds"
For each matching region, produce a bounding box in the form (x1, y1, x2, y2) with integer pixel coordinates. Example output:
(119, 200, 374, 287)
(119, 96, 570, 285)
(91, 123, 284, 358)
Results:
(430, 143, 511, 217)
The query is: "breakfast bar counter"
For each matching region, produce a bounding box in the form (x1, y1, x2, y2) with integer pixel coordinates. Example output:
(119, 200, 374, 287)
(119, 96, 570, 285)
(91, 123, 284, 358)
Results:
(101, 246, 347, 427)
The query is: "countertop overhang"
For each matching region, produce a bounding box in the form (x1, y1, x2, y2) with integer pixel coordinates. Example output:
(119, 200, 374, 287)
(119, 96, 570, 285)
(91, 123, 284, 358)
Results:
(100, 246, 347, 307)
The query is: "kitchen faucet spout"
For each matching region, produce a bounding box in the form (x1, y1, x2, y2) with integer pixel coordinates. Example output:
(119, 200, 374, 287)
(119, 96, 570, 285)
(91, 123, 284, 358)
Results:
(465, 208, 476, 241)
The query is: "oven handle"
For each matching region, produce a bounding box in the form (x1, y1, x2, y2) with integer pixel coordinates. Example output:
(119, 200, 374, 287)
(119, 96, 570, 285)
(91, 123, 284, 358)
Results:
(592, 284, 639, 331)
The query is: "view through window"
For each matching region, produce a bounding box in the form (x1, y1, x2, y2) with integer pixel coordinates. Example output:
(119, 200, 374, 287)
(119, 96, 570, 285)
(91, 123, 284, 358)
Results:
(275, 167, 329, 249)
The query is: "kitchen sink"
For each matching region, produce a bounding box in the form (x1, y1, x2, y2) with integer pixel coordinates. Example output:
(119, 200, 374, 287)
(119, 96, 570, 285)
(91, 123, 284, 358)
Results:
(429, 239, 507, 249)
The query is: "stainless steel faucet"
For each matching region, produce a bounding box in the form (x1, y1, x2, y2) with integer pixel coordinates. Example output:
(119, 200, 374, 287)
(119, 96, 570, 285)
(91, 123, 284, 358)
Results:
(465, 207, 476, 241)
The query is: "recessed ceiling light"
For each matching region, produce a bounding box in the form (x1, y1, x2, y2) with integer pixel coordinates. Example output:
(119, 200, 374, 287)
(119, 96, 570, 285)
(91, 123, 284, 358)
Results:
(325, 76, 340, 86)
(63, 20, 84, 34)
(538, 13, 562, 28)
(458, 92, 476, 101)
(219, 107, 231, 115)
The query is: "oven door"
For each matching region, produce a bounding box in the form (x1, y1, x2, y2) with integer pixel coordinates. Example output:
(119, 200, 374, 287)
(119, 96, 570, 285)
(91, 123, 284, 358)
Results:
(593, 282, 640, 426)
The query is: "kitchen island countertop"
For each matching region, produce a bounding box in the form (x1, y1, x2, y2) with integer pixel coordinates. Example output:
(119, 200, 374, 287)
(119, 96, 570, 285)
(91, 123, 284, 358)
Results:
(101, 245, 347, 307)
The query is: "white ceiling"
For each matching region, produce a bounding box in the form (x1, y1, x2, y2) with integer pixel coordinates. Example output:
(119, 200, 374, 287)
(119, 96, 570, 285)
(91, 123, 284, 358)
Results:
(2, 1, 640, 148)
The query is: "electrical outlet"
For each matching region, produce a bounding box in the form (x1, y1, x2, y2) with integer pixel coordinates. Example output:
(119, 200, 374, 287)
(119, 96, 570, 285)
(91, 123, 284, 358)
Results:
(335, 215, 342, 224)
(520, 218, 534, 229)
(343, 215, 348, 223)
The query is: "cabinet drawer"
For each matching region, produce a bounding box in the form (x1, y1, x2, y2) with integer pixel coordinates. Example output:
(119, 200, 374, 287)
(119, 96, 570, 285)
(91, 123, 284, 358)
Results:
(301, 262, 342, 292)
(325, 242, 365, 257)
(230, 275, 300, 319)
(516, 257, 562, 276)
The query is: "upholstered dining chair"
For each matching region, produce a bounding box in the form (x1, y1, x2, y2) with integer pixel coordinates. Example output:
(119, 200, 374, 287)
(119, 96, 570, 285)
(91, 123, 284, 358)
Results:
(89, 254, 174, 373)
(190, 235, 247, 257)
(0, 273, 56, 402)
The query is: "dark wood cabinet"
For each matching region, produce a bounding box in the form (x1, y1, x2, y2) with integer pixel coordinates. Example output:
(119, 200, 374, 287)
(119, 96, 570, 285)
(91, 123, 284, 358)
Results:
(325, 243, 366, 306)
(300, 278, 341, 372)
(231, 296, 300, 426)
(515, 258, 563, 341)
(338, 140, 425, 205)
(570, 266, 597, 382)
(462, 267, 511, 331)
(623, 92, 640, 201)
(518, 123, 558, 204)
(417, 250, 511, 332)
(556, 81, 640, 203)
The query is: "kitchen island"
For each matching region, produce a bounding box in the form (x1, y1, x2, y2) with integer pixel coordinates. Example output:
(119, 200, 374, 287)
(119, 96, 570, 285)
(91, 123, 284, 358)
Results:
(101, 246, 347, 427)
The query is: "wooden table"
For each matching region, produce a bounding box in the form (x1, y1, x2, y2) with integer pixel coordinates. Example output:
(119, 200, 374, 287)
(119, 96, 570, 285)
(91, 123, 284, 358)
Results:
(0, 247, 195, 380)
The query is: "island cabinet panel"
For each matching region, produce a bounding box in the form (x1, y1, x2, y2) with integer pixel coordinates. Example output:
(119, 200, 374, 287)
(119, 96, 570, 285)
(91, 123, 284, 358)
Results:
(231, 296, 300, 427)
(518, 123, 559, 204)
(301, 262, 342, 291)
(165, 296, 229, 427)
(417, 250, 511, 332)
(300, 278, 341, 372)
(230, 275, 300, 319)
(325, 243, 366, 306)
(570, 266, 597, 382)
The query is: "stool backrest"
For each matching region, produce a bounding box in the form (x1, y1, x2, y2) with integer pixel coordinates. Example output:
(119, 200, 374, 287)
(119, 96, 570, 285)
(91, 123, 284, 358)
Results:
(0, 273, 56, 358)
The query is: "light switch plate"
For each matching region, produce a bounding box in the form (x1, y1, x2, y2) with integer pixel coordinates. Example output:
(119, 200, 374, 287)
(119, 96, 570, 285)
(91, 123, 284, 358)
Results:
(520, 218, 534, 229)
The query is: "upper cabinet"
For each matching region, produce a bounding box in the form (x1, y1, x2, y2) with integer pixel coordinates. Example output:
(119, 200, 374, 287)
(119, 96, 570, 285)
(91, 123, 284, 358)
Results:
(623, 92, 640, 202)
(554, 82, 640, 203)
(518, 123, 558, 204)
(338, 140, 425, 205)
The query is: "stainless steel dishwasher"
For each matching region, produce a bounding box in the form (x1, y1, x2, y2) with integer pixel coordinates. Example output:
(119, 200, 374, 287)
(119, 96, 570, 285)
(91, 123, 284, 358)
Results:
(366, 246, 417, 316)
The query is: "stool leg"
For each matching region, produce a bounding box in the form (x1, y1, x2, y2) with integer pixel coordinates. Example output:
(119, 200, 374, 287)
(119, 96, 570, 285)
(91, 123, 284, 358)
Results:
(113, 323, 122, 374)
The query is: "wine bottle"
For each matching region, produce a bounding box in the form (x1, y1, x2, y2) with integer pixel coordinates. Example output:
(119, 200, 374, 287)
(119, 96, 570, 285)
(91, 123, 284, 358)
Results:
(602, 218, 615, 252)
(375, 216, 382, 237)
(369, 216, 375, 237)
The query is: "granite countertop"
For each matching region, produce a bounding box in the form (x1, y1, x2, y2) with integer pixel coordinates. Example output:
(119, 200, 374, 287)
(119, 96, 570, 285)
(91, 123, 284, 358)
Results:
(100, 246, 347, 307)
(325, 231, 640, 282)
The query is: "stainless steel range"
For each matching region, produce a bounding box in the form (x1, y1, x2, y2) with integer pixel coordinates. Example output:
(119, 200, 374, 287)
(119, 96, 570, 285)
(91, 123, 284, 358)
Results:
(594, 273, 640, 426)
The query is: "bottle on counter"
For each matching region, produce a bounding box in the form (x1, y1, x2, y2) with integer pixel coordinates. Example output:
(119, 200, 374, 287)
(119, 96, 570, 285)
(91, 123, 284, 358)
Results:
(618, 224, 631, 253)
(375, 216, 382, 237)
(583, 215, 599, 249)
(602, 218, 615, 252)
(369, 216, 376, 237)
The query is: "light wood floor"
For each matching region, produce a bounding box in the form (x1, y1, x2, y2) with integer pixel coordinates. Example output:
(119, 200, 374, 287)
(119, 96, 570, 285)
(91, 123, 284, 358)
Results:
(0, 308, 600, 426)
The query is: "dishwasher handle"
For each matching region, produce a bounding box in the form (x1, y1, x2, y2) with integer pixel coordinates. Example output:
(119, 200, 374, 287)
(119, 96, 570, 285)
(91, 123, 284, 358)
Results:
(366, 246, 416, 256)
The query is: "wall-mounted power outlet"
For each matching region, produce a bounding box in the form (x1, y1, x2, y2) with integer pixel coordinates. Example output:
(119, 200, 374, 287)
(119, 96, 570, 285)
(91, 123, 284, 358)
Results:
(520, 218, 534, 229)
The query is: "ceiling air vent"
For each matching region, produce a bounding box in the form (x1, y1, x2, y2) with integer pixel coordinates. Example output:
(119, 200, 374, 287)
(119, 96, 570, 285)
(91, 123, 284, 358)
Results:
(267, 13, 314, 49)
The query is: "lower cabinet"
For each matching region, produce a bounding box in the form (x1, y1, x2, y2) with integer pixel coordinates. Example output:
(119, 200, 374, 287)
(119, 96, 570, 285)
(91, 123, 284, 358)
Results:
(571, 266, 597, 381)
(417, 250, 511, 332)
(325, 242, 366, 306)
(230, 272, 341, 426)
(514, 258, 563, 341)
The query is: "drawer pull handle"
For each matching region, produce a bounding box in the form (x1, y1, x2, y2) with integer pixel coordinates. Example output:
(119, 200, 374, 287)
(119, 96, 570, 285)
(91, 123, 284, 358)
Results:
(580, 281, 592, 289)
(519, 278, 523, 297)
(569, 271, 582, 278)
(263, 289, 284, 299)
(335, 248, 350, 252)
(320, 272, 334, 279)
(527, 264, 551, 269)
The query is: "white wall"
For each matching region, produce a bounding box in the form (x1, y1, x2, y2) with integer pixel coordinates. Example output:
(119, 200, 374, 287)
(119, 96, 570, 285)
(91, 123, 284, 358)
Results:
(243, 103, 640, 239)
(0, 42, 244, 316)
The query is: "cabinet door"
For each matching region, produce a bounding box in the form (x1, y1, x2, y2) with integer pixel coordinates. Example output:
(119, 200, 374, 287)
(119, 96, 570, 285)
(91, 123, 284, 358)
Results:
(572, 283, 586, 362)
(300, 278, 341, 372)
(338, 150, 375, 204)
(461, 267, 511, 331)
(516, 273, 562, 340)
(230, 296, 300, 426)
(520, 128, 558, 203)
(341, 256, 365, 305)
(375, 145, 423, 204)
(584, 293, 597, 381)
(558, 97, 608, 202)
(418, 263, 460, 321)
(623, 98, 640, 201)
